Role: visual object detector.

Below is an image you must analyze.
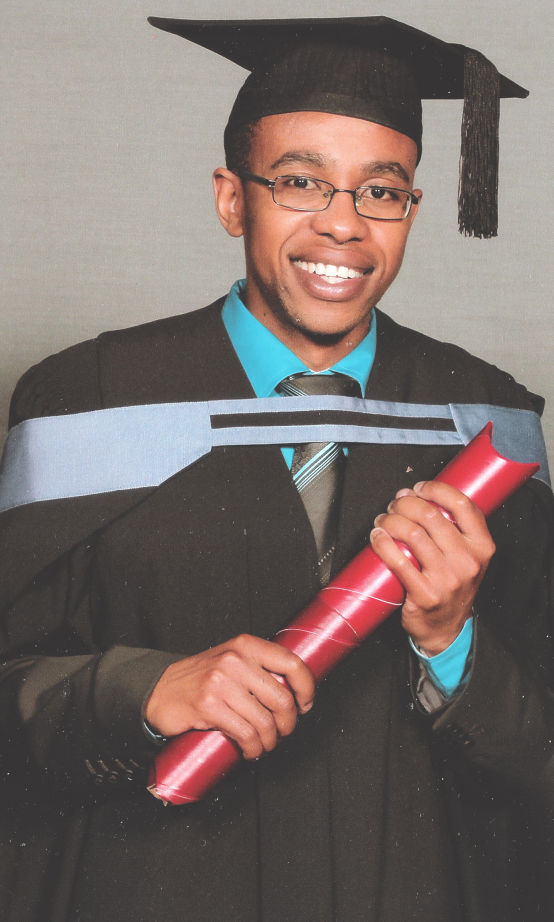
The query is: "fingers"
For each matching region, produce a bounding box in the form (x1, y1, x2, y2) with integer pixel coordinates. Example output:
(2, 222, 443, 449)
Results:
(226, 634, 316, 715)
(193, 680, 283, 760)
(411, 480, 495, 547)
(369, 481, 496, 653)
(372, 481, 495, 571)
(194, 641, 303, 751)
(144, 634, 315, 759)
(370, 524, 439, 600)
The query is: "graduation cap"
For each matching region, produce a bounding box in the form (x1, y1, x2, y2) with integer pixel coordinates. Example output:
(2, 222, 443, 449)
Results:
(148, 16, 528, 238)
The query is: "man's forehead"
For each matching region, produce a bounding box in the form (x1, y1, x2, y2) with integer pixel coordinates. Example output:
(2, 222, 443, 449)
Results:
(249, 113, 417, 179)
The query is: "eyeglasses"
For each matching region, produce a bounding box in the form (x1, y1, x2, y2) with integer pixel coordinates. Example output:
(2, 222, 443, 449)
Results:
(238, 171, 420, 221)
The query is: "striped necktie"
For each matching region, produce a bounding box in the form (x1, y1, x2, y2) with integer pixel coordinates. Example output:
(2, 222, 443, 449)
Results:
(277, 372, 361, 584)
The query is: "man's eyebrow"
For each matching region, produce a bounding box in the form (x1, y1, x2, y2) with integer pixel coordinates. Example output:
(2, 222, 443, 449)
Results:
(269, 151, 327, 170)
(361, 161, 411, 184)
(268, 153, 411, 185)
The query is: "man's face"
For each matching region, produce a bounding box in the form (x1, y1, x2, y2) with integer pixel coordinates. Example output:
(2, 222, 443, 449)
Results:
(217, 111, 421, 359)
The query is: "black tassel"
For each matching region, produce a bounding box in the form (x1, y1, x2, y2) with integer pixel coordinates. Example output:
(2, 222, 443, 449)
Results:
(458, 50, 500, 238)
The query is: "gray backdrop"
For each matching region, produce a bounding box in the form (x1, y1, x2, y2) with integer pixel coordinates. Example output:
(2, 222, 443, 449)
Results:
(3, 0, 553, 458)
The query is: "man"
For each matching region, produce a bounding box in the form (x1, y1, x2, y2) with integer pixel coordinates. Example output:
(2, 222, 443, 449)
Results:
(0, 16, 551, 922)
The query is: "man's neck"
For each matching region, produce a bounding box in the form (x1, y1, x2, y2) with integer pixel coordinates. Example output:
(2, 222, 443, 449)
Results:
(246, 307, 373, 371)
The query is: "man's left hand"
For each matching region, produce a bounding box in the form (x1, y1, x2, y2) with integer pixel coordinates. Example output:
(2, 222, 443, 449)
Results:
(369, 481, 496, 654)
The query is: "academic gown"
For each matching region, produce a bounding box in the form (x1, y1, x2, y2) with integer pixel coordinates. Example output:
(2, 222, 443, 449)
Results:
(0, 301, 552, 922)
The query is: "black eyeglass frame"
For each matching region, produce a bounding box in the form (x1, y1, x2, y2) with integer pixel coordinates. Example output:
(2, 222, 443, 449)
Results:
(238, 170, 420, 221)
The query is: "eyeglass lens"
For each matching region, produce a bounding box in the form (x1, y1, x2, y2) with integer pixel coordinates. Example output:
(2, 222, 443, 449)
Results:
(273, 176, 411, 219)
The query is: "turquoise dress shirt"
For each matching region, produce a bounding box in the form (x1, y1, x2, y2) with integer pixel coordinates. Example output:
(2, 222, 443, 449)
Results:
(222, 279, 472, 699)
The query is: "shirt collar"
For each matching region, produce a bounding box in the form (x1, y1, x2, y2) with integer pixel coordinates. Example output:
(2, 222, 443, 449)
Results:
(222, 279, 377, 398)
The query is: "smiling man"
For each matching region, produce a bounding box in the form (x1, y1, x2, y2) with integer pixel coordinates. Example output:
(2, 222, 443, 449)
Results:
(0, 16, 552, 922)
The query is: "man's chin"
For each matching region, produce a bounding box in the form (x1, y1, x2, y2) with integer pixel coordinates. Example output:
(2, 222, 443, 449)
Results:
(288, 306, 374, 347)
(295, 326, 355, 347)
(249, 276, 374, 348)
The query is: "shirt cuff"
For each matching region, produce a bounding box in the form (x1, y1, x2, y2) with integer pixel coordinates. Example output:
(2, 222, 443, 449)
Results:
(409, 616, 474, 698)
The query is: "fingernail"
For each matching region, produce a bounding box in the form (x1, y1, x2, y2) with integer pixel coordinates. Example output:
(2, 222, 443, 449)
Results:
(413, 481, 426, 492)
(300, 700, 313, 714)
(395, 488, 412, 498)
(374, 514, 385, 526)
(370, 527, 385, 540)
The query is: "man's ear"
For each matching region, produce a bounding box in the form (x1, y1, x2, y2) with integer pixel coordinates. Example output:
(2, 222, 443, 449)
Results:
(213, 168, 245, 237)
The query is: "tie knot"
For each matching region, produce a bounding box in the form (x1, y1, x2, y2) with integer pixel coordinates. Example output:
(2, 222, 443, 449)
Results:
(277, 372, 361, 398)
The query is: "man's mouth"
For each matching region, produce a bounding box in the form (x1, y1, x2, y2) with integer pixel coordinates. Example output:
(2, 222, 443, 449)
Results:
(292, 259, 368, 285)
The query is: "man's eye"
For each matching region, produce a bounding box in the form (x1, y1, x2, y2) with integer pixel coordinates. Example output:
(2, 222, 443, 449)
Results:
(363, 186, 400, 201)
(284, 176, 317, 190)
(370, 186, 388, 199)
(356, 186, 402, 205)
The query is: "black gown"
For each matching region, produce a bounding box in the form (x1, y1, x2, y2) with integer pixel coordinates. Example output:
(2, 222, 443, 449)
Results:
(0, 302, 552, 921)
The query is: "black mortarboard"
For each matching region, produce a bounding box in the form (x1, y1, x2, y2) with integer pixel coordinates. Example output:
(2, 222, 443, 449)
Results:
(148, 16, 528, 238)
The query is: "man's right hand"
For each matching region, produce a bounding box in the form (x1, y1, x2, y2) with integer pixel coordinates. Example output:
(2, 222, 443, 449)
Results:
(143, 634, 315, 760)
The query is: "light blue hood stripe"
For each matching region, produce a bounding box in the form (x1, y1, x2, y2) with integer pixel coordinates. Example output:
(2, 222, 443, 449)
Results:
(0, 396, 549, 513)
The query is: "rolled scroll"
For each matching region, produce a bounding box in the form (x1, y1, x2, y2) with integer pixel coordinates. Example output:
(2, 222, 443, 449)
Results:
(148, 423, 539, 804)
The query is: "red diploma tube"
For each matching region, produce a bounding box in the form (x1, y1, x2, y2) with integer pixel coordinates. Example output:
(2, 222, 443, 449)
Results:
(148, 423, 539, 804)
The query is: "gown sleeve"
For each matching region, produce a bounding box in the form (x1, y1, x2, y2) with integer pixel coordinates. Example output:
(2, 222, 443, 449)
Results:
(1, 345, 181, 801)
(413, 475, 554, 807)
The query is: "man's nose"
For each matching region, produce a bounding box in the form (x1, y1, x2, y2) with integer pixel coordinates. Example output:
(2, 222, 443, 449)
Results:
(310, 189, 368, 243)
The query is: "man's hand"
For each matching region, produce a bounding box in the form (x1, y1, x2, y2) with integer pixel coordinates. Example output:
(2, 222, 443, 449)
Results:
(369, 481, 496, 654)
(144, 635, 315, 759)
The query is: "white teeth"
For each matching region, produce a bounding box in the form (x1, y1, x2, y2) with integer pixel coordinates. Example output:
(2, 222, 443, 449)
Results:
(293, 260, 364, 280)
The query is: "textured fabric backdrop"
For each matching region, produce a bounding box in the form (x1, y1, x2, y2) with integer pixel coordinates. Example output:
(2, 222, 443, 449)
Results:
(2, 0, 552, 458)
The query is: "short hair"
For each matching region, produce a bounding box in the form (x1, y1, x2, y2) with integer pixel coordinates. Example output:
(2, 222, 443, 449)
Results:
(224, 120, 260, 174)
